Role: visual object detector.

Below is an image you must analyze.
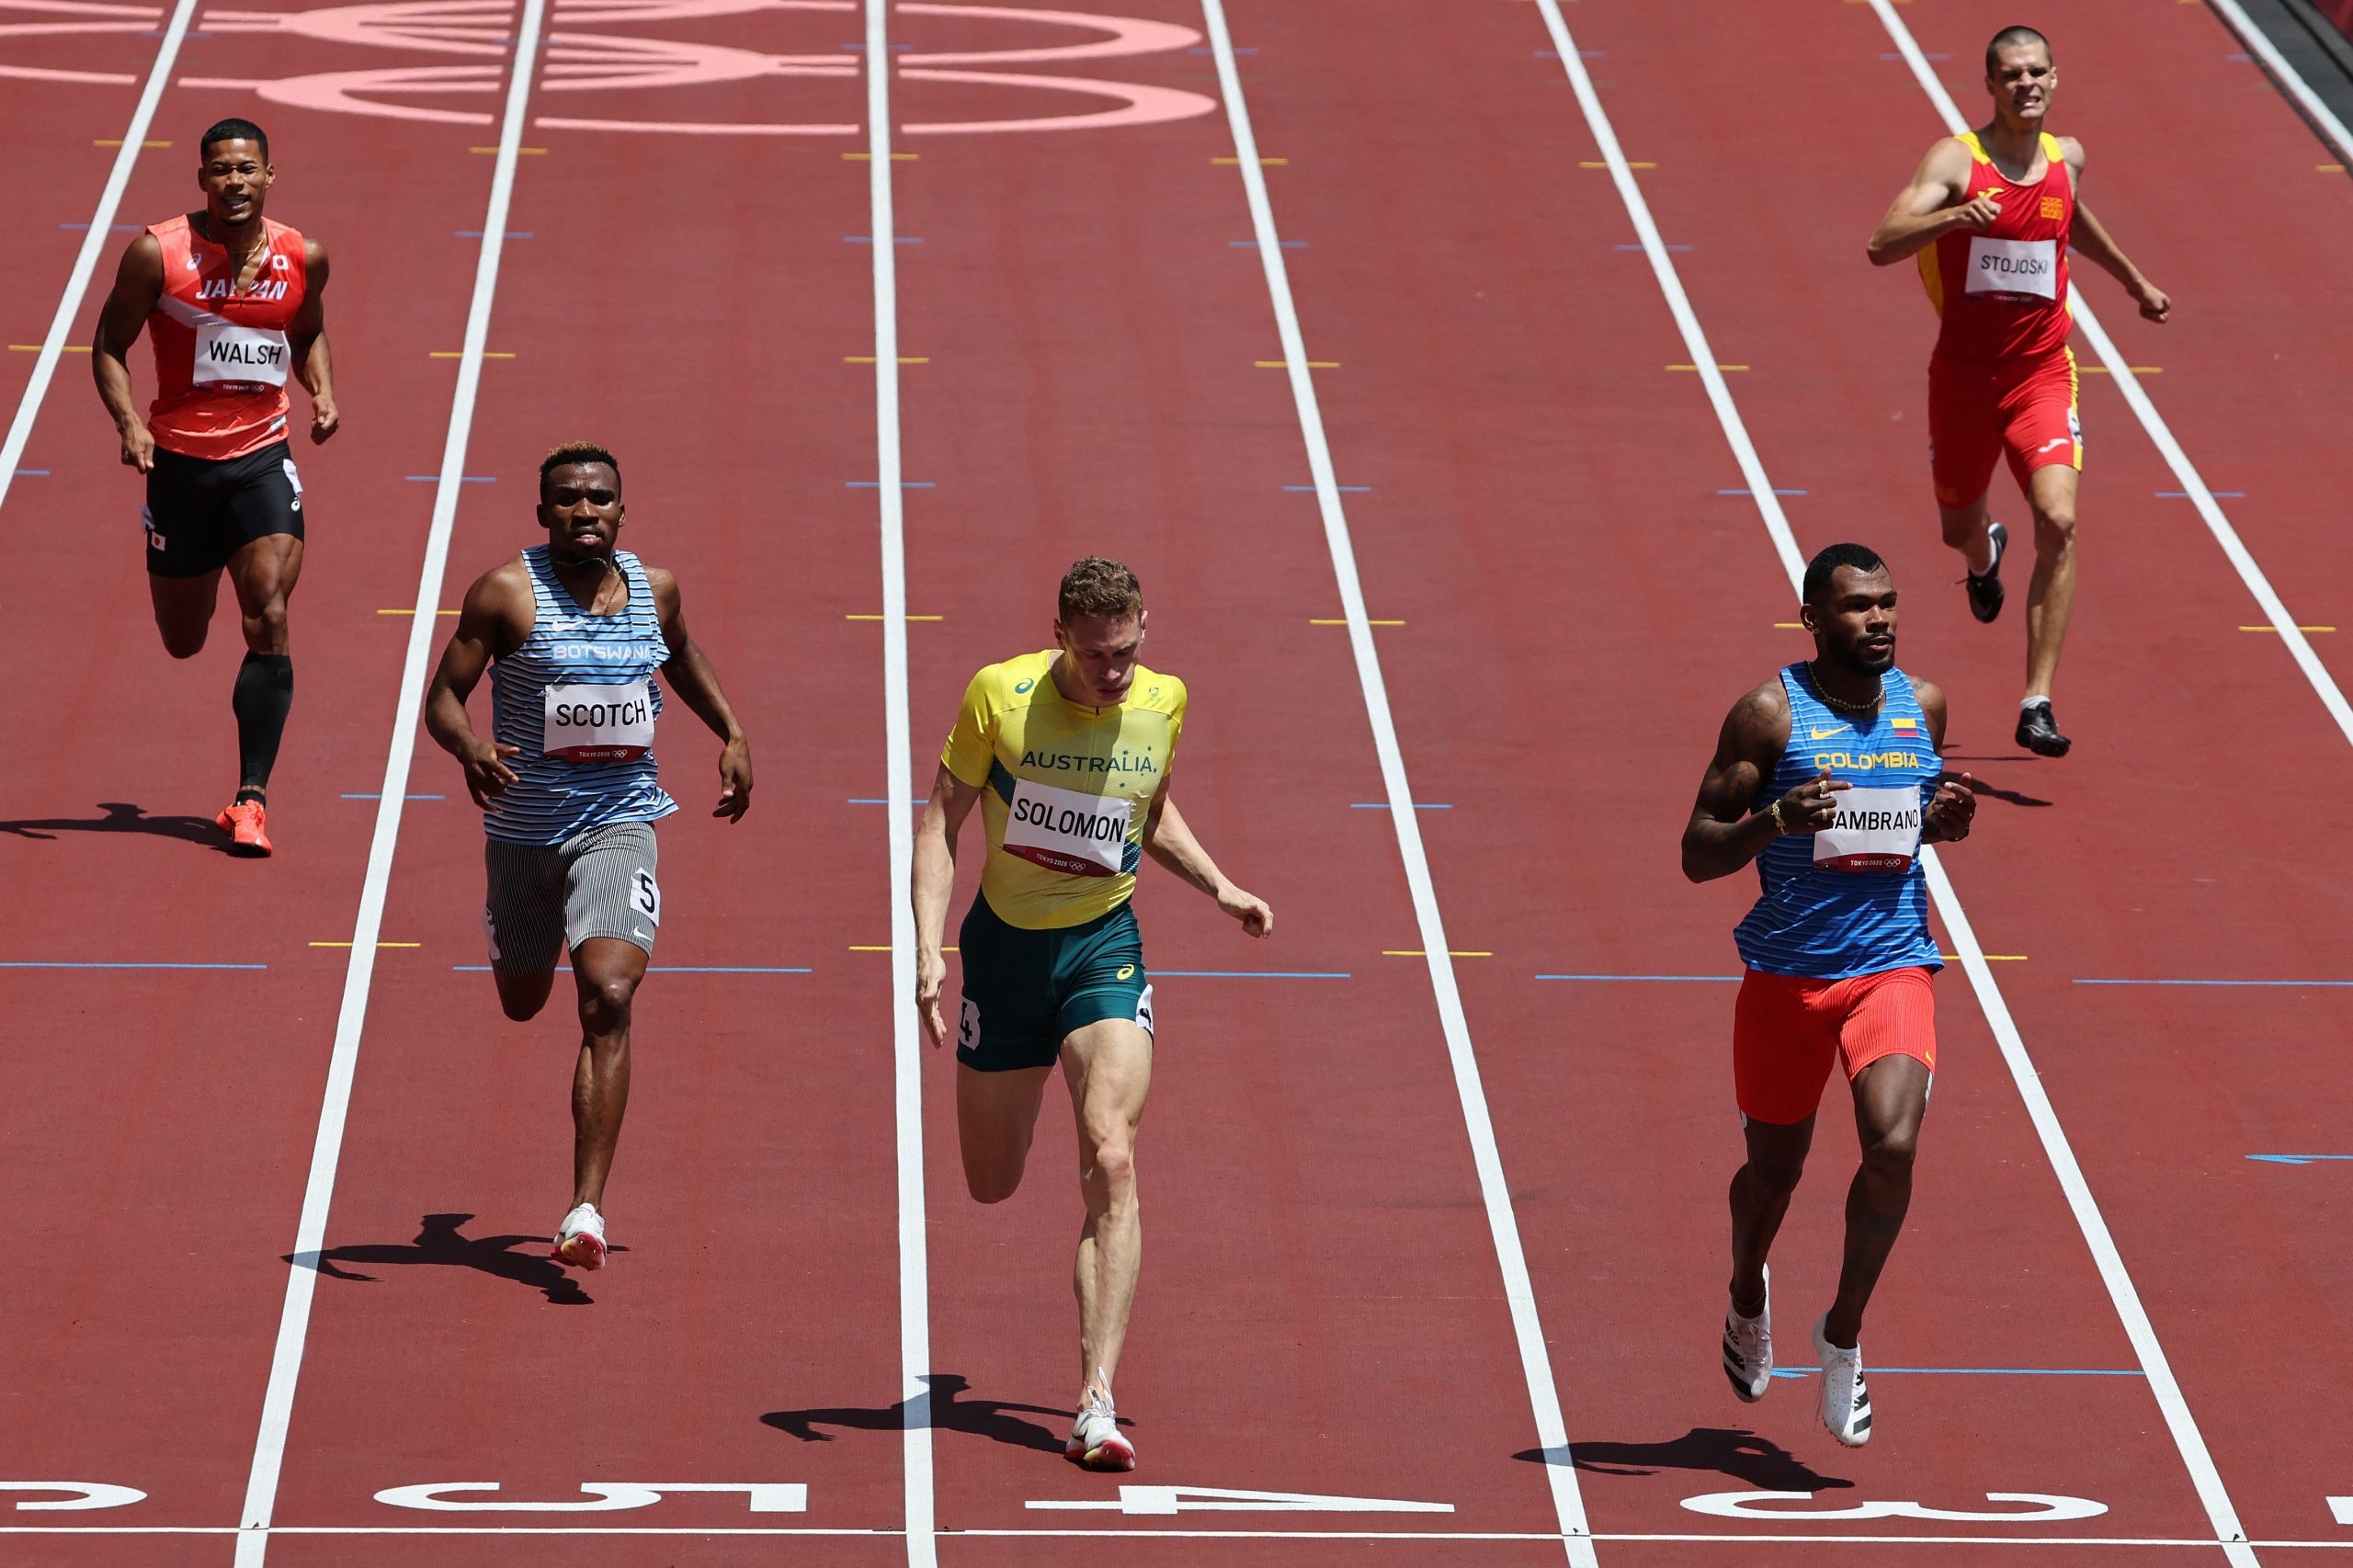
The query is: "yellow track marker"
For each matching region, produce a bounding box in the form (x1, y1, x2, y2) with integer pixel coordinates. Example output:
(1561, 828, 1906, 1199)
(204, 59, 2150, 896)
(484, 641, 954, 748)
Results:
(1213, 156, 1286, 165)
(1383, 949, 1493, 958)
(851, 945, 955, 952)
(845, 614, 944, 621)
(1311, 618, 1404, 626)
(2322, 164, 2347, 174)
(1581, 160, 1655, 169)
(2242, 625, 2336, 633)
(378, 608, 460, 616)
(471, 146, 545, 154)
(844, 356, 930, 364)
(429, 350, 516, 358)
(94, 138, 170, 147)
(844, 152, 918, 161)
(1669, 363, 1747, 371)
(310, 941, 422, 949)
(11, 344, 91, 353)
(1774, 622, 1803, 630)
(1941, 952, 2025, 961)
(1256, 360, 1338, 369)
(2076, 365, 2161, 375)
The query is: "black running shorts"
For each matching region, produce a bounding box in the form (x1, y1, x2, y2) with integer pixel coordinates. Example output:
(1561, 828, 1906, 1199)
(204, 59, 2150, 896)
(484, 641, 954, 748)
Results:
(142, 438, 305, 578)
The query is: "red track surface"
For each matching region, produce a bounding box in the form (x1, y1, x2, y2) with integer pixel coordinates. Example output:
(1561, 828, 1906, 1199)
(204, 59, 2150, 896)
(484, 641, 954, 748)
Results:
(5, 0, 2352, 1563)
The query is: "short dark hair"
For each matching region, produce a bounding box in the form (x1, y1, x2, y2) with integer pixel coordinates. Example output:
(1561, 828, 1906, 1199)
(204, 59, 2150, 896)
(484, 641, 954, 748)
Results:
(1802, 542, 1888, 605)
(199, 118, 268, 163)
(1985, 25, 2051, 77)
(1058, 557, 1143, 623)
(540, 440, 621, 496)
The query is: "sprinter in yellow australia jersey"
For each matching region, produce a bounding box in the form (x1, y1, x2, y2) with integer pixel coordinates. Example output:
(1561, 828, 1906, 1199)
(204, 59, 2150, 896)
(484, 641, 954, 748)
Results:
(912, 557, 1273, 1472)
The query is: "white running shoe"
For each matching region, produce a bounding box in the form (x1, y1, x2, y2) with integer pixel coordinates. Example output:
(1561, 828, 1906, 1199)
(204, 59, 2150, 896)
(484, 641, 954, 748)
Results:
(551, 1202, 608, 1271)
(1813, 1313, 1871, 1447)
(1722, 1265, 1771, 1403)
(1065, 1387, 1136, 1471)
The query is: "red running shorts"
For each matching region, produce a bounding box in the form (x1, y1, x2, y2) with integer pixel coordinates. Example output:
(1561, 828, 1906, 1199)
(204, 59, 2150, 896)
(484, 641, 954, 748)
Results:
(1927, 347, 2081, 509)
(1733, 965, 1938, 1126)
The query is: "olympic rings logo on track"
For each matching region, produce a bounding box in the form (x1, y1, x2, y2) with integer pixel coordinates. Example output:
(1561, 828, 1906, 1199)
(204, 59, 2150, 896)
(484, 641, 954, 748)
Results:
(0, 0, 1219, 138)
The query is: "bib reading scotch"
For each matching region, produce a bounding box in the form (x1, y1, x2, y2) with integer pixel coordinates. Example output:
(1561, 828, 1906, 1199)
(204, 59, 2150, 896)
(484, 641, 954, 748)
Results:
(542, 680, 654, 761)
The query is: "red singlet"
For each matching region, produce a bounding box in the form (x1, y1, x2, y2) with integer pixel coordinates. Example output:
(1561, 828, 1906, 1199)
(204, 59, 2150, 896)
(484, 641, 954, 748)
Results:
(1918, 131, 2073, 365)
(144, 213, 309, 461)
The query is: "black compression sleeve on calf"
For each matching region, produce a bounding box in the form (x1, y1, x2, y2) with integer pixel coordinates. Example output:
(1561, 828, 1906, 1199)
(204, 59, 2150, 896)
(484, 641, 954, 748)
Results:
(233, 652, 294, 798)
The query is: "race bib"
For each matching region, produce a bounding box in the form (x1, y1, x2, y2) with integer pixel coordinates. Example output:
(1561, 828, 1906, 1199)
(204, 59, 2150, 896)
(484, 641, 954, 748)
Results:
(1965, 236, 2059, 301)
(542, 680, 654, 761)
(192, 318, 291, 385)
(1002, 777, 1133, 877)
(1813, 786, 1924, 873)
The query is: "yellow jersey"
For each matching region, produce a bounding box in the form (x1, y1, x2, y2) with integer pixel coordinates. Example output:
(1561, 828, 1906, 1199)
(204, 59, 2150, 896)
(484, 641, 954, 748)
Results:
(941, 651, 1187, 930)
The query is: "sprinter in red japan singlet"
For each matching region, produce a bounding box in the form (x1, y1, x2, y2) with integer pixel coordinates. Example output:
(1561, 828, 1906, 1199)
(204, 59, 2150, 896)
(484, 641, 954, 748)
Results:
(1868, 25, 2171, 761)
(91, 117, 340, 858)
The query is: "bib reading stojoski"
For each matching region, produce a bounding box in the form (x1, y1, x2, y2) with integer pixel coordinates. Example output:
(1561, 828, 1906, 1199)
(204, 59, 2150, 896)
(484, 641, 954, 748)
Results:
(484, 546, 677, 846)
(1733, 665, 1943, 981)
(942, 652, 1186, 930)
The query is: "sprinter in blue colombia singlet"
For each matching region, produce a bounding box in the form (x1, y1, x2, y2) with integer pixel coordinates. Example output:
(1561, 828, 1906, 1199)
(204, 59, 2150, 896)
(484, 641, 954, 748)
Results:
(1681, 542, 1978, 1451)
(425, 441, 754, 1275)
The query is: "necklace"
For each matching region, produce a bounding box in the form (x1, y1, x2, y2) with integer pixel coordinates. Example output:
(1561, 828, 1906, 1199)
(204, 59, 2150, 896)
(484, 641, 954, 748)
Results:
(206, 216, 270, 293)
(1807, 660, 1883, 717)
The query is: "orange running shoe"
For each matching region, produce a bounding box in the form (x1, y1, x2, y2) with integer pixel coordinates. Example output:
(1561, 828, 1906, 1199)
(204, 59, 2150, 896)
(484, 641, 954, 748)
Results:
(216, 801, 273, 858)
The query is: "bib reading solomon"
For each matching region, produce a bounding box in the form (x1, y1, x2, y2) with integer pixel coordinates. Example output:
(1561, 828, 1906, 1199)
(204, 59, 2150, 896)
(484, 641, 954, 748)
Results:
(942, 651, 1186, 929)
(1734, 665, 1943, 979)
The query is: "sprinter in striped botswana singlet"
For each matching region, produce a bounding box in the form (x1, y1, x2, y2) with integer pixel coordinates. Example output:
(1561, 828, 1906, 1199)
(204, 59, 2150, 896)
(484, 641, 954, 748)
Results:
(1682, 543, 1977, 1450)
(425, 443, 754, 1273)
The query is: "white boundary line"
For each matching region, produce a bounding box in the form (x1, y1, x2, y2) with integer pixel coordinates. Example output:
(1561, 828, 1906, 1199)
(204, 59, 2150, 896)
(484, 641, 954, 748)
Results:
(1529, 4, 2259, 1563)
(0, 0, 200, 516)
(230, 6, 548, 1561)
(17, 1526, 2353, 1546)
(861, 0, 936, 1561)
(1870, 0, 2353, 749)
(2205, 0, 2353, 165)
(1198, 4, 1595, 1562)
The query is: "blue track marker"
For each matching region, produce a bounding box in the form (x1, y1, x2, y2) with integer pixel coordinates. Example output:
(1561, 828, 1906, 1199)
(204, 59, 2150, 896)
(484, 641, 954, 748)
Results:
(1, 960, 266, 970)
(405, 474, 494, 483)
(452, 965, 811, 974)
(1230, 239, 1308, 248)
(2156, 490, 2243, 498)
(14, 469, 48, 477)
(1772, 1366, 2136, 1379)
(1535, 972, 1742, 983)
(341, 793, 446, 801)
(1719, 487, 1806, 496)
(2248, 1154, 2353, 1165)
(1281, 483, 1370, 493)
(847, 798, 926, 805)
(454, 231, 533, 239)
(1156, 970, 1351, 979)
(1617, 243, 1694, 251)
(847, 480, 935, 488)
(1350, 801, 1451, 809)
(846, 236, 923, 244)
(2075, 977, 2353, 987)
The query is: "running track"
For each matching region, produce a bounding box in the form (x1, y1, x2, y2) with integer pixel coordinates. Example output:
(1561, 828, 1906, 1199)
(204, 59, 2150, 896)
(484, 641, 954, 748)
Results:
(3, 0, 2351, 1562)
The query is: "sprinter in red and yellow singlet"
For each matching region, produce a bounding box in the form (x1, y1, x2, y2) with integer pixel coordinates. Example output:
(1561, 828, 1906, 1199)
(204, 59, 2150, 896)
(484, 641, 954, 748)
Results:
(1867, 26, 2169, 759)
(93, 118, 339, 857)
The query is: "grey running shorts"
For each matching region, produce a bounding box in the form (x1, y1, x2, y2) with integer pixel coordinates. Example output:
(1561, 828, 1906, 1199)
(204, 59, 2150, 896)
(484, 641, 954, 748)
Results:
(482, 820, 661, 974)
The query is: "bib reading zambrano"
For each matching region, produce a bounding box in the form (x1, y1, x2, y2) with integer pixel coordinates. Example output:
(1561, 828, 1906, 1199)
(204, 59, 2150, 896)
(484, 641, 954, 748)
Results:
(1965, 236, 2058, 302)
(1004, 778, 1134, 877)
(542, 680, 654, 761)
(1812, 786, 1925, 873)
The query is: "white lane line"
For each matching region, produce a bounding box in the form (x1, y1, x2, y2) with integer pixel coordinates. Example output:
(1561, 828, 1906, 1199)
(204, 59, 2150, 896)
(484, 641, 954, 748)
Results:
(1199, 5, 1596, 1563)
(862, 0, 935, 1561)
(0, 0, 199, 515)
(231, 6, 547, 1562)
(17, 1526, 2348, 1545)
(1870, 0, 2353, 750)
(2205, 0, 2353, 165)
(1532, 5, 2259, 1563)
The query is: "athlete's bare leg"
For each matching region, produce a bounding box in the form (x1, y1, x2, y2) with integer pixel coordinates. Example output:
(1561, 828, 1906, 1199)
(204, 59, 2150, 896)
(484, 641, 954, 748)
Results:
(1063, 1017, 1151, 1402)
(1727, 1112, 1815, 1316)
(568, 936, 644, 1210)
(955, 1062, 1054, 1203)
(149, 571, 222, 659)
(1820, 1053, 1931, 1348)
(1938, 496, 1999, 575)
(228, 533, 303, 657)
(494, 968, 559, 1021)
(2022, 463, 2078, 701)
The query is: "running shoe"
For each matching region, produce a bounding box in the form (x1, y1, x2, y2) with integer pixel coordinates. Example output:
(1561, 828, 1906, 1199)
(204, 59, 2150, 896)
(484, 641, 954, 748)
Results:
(551, 1201, 608, 1270)
(1722, 1265, 1771, 1403)
(216, 801, 273, 858)
(1813, 1314, 1872, 1448)
(2016, 699, 2072, 757)
(1065, 1388, 1137, 1471)
(1963, 521, 2008, 623)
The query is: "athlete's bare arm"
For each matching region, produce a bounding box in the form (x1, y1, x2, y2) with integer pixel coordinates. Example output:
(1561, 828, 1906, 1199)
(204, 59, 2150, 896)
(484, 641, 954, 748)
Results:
(1142, 786, 1272, 937)
(1908, 679, 1978, 845)
(913, 762, 984, 1047)
(290, 238, 340, 442)
(91, 233, 165, 472)
(424, 560, 534, 807)
(646, 566, 752, 822)
(1867, 138, 1999, 266)
(1681, 680, 1849, 881)
(2055, 143, 2171, 324)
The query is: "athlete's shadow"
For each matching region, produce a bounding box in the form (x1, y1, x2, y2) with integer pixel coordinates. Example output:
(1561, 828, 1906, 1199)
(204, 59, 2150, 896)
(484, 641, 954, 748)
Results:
(294, 1211, 605, 1306)
(0, 801, 227, 847)
(763, 1373, 1088, 1456)
(1518, 1427, 1851, 1492)
(1938, 763, 2051, 808)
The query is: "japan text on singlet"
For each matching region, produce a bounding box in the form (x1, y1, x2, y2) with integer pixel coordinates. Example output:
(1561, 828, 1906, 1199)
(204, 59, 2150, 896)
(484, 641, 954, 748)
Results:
(484, 547, 677, 846)
(1917, 131, 2075, 365)
(1733, 665, 1943, 980)
(941, 652, 1186, 931)
(144, 214, 309, 460)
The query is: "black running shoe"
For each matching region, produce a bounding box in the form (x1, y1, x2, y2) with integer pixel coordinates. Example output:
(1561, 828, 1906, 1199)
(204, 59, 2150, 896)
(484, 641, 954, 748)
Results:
(1964, 521, 2007, 624)
(2016, 699, 2071, 757)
